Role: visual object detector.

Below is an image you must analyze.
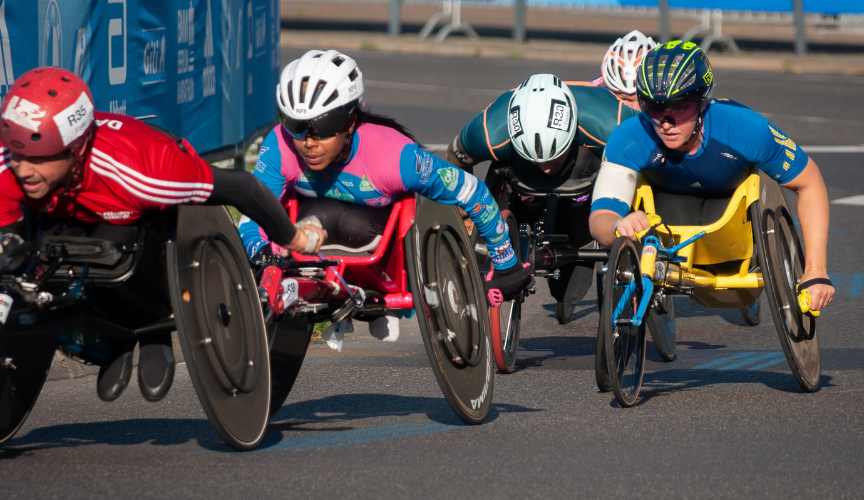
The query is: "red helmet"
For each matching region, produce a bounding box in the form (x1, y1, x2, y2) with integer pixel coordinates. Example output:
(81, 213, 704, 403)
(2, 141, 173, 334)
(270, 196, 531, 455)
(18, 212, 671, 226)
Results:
(0, 67, 95, 157)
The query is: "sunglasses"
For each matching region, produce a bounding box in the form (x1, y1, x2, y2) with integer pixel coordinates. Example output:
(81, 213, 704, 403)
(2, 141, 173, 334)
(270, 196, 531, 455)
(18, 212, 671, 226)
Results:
(641, 99, 700, 124)
(282, 106, 356, 140)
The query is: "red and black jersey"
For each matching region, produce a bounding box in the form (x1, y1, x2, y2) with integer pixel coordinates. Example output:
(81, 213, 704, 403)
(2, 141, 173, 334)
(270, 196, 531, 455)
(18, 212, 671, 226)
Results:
(0, 112, 214, 227)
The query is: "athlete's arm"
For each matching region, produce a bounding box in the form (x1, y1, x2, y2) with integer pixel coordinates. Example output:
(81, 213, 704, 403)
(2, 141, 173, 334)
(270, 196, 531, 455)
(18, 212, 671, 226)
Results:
(589, 160, 641, 247)
(400, 145, 517, 270)
(445, 134, 476, 173)
(781, 158, 834, 310)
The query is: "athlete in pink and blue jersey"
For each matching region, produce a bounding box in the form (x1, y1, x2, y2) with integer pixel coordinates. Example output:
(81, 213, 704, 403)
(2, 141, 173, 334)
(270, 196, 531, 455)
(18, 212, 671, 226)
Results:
(238, 50, 532, 306)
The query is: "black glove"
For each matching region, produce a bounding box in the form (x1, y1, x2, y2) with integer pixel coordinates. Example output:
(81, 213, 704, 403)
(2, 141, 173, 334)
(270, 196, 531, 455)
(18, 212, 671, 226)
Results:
(252, 243, 277, 267)
(485, 262, 532, 305)
(0, 233, 30, 273)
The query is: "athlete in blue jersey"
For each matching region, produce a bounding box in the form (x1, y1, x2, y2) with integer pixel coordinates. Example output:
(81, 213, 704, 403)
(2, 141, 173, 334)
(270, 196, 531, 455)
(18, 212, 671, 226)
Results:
(589, 40, 834, 311)
(238, 50, 531, 340)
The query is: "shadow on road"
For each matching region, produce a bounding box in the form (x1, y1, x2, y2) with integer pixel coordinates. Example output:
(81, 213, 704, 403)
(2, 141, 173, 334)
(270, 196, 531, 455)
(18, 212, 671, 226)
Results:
(264, 393, 541, 447)
(606, 370, 835, 408)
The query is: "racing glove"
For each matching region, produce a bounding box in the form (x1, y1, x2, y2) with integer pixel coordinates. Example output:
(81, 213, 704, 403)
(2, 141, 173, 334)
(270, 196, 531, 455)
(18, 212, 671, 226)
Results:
(0, 233, 30, 274)
(485, 262, 533, 306)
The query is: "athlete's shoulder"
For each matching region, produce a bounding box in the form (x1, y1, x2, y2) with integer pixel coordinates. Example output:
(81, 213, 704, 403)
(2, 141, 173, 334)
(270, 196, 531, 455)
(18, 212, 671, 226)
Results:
(604, 114, 656, 168)
(705, 99, 776, 155)
(357, 122, 413, 145)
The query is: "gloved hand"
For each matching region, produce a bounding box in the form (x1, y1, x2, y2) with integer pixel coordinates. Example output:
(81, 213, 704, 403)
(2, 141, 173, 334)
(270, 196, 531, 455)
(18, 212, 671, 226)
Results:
(252, 243, 278, 267)
(484, 262, 533, 306)
(0, 233, 30, 273)
(290, 216, 327, 254)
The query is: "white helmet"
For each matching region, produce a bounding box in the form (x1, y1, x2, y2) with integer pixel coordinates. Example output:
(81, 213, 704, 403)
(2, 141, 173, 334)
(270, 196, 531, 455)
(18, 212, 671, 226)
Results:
(601, 30, 657, 95)
(507, 73, 577, 163)
(276, 49, 364, 120)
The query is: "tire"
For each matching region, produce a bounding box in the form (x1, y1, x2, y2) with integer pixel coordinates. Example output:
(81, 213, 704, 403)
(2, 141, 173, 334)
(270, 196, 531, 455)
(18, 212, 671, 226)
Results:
(0, 336, 56, 445)
(601, 237, 647, 407)
(646, 295, 677, 362)
(267, 317, 314, 417)
(489, 209, 522, 373)
(752, 203, 821, 392)
(594, 268, 612, 392)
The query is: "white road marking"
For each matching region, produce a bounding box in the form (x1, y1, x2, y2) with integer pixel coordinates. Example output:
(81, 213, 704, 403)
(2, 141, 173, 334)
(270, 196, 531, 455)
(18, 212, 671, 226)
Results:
(832, 195, 864, 206)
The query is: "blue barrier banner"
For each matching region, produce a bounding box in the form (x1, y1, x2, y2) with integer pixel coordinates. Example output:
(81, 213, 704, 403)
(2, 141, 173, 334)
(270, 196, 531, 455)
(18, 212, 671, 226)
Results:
(0, 0, 279, 155)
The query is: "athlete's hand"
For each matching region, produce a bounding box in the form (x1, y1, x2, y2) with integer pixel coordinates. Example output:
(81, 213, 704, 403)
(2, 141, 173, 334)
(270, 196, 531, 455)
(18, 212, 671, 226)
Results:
(613, 211, 651, 240)
(0, 233, 29, 273)
(798, 271, 834, 313)
(458, 207, 475, 235)
(484, 262, 533, 306)
(289, 216, 327, 254)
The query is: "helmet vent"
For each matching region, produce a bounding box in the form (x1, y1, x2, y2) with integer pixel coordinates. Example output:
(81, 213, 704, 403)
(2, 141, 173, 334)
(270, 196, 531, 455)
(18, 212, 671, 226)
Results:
(21, 81, 29, 88)
(60, 75, 71, 82)
(299, 76, 310, 102)
(322, 90, 339, 107)
(286, 82, 295, 108)
(549, 138, 557, 159)
(31, 133, 41, 142)
(309, 80, 326, 109)
(332, 56, 344, 66)
(48, 89, 57, 97)
(348, 69, 359, 82)
(534, 133, 543, 159)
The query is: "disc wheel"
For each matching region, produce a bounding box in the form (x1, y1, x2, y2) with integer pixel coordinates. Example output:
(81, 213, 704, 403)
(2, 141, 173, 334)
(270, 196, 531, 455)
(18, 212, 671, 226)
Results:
(406, 199, 494, 425)
(0, 336, 55, 445)
(752, 203, 820, 392)
(601, 237, 647, 407)
(267, 317, 313, 417)
(488, 209, 522, 373)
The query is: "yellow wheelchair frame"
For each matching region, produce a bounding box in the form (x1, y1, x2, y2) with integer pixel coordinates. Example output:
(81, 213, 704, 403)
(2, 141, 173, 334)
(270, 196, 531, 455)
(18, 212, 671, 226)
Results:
(599, 172, 821, 407)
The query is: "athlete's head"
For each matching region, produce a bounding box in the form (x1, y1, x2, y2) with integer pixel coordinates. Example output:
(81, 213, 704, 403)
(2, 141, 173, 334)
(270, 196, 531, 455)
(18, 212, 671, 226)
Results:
(507, 73, 578, 169)
(601, 30, 657, 99)
(0, 67, 95, 199)
(277, 49, 364, 171)
(636, 40, 714, 152)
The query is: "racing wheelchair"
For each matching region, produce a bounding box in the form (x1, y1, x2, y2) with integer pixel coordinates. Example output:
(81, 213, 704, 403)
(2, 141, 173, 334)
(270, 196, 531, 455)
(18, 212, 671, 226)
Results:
(479, 162, 677, 375)
(255, 194, 495, 424)
(0, 206, 273, 450)
(599, 172, 822, 407)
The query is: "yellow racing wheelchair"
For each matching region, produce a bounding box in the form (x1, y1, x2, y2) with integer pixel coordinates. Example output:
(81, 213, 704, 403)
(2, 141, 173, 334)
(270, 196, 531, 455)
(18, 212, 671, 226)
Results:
(599, 172, 821, 407)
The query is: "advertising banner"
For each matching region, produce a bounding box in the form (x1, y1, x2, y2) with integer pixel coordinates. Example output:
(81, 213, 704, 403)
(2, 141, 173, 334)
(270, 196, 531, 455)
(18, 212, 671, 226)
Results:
(0, 0, 280, 156)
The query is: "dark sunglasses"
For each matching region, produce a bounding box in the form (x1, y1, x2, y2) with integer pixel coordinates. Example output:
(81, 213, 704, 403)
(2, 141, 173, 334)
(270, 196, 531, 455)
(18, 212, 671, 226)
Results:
(282, 106, 356, 140)
(640, 99, 700, 123)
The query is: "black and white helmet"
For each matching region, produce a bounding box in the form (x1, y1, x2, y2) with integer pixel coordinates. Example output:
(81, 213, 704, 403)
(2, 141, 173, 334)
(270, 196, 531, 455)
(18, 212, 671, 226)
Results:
(276, 49, 364, 121)
(507, 73, 578, 163)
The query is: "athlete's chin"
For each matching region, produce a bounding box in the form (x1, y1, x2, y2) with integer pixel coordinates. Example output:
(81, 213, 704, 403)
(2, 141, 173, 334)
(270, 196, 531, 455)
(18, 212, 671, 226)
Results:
(658, 134, 686, 150)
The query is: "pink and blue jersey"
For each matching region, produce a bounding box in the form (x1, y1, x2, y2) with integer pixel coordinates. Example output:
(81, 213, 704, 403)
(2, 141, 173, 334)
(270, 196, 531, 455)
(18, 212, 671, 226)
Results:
(238, 122, 517, 269)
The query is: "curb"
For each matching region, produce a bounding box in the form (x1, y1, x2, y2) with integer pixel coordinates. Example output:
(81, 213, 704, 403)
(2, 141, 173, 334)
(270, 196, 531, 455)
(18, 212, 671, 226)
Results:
(281, 30, 864, 76)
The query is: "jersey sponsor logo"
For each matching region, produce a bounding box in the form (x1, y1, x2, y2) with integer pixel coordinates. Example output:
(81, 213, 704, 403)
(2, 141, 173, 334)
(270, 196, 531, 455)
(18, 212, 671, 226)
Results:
(720, 151, 738, 161)
(99, 210, 134, 221)
(54, 92, 95, 146)
(325, 187, 354, 202)
(438, 167, 459, 191)
(689, 181, 702, 189)
(359, 175, 375, 192)
(456, 173, 477, 204)
(367, 196, 391, 207)
(495, 219, 505, 235)
(414, 150, 434, 184)
(509, 105, 523, 138)
(470, 203, 483, 215)
(491, 243, 515, 265)
(547, 98, 572, 132)
(2, 96, 46, 132)
(480, 203, 497, 225)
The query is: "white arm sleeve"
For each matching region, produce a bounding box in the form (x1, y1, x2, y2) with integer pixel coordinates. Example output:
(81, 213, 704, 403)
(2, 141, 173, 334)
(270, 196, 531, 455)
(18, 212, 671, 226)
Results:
(591, 160, 638, 213)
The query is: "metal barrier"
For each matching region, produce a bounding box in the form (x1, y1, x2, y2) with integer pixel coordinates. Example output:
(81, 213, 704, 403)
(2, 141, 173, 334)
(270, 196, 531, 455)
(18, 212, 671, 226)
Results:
(389, 0, 864, 54)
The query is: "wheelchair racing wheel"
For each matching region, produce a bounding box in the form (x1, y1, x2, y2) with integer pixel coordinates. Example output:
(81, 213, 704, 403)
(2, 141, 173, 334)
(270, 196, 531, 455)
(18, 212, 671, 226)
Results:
(406, 196, 494, 424)
(646, 295, 677, 362)
(601, 237, 647, 407)
(0, 336, 56, 444)
(488, 209, 522, 373)
(594, 267, 611, 392)
(267, 317, 314, 418)
(752, 203, 820, 392)
(168, 206, 272, 450)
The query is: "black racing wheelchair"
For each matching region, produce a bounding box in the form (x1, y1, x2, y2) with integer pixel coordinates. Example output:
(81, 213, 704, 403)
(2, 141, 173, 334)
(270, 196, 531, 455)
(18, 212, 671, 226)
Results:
(255, 194, 495, 424)
(478, 160, 677, 377)
(0, 206, 273, 450)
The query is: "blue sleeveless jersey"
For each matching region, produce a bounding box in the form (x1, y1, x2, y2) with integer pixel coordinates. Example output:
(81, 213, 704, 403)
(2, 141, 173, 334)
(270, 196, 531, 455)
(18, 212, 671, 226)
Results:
(591, 99, 809, 216)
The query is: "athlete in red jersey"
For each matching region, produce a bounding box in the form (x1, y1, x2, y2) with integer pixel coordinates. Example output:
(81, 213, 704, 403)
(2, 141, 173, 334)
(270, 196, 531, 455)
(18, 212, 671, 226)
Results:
(0, 67, 324, 402)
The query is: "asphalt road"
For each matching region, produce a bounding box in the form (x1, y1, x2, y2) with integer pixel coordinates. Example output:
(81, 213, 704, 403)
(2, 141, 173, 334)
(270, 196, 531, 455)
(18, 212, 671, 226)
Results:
(2, 51, 863, 499)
